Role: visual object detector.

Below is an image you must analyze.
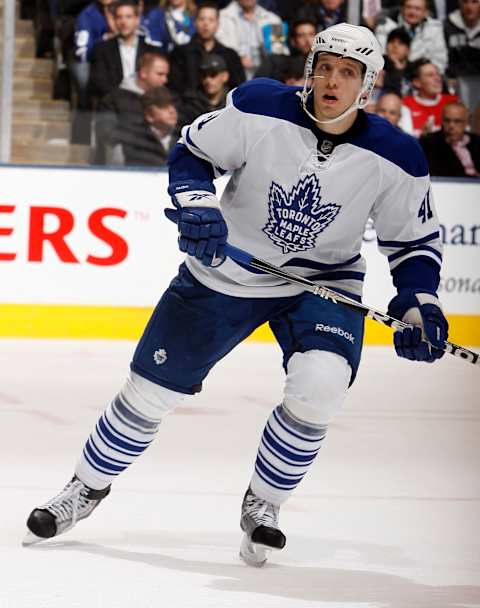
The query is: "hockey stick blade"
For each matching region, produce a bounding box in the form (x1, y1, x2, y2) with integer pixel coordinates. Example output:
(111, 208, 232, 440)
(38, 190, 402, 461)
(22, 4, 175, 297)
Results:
(224, 244, 480, 367)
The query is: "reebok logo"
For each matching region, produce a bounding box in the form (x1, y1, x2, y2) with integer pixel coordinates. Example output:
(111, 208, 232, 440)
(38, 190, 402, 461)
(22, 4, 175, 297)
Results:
(315, 323, 355, 344)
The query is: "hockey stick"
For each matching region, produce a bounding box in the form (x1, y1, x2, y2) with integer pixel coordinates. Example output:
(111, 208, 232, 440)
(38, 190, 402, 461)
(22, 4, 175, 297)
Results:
(224, 243, 480, 367)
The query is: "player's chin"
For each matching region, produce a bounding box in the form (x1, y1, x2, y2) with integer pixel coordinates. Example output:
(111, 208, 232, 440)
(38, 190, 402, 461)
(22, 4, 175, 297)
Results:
(318, 104, 347, 120)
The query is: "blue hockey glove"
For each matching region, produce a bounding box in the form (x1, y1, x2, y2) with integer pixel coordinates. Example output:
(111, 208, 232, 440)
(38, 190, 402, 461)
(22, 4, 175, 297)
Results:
(388, 290, 448, 363)
(165, 184, 228, 267)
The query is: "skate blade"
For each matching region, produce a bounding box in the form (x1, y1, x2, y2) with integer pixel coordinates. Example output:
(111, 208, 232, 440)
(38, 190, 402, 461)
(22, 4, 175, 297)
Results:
(22, 530, 48, 547)
(239, 534, 274, 567)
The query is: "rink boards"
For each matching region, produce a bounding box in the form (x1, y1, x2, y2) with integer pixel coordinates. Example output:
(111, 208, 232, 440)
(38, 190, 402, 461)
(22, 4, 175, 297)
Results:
(0, 165, 479, 345)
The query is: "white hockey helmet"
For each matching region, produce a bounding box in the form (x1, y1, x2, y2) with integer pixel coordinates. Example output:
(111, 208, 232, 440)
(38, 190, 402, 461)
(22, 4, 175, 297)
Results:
(299, 23, 385, 125)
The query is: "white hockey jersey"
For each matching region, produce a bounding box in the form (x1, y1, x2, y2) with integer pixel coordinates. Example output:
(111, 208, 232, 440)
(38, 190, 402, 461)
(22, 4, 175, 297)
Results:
(177, 78, 442, 298)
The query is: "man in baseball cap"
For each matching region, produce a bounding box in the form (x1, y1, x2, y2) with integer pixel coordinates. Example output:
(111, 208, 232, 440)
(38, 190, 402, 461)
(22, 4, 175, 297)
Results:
(180, 54, 230, 126)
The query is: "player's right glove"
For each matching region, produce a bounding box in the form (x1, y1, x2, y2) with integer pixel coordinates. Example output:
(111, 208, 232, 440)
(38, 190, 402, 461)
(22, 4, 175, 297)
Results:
(165, 181, 228, 267)
(387, 290, 448, 363)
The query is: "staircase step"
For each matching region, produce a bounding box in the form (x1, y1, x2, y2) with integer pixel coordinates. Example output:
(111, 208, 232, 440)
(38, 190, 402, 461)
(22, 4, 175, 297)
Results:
(10, 37, 36, 57)
(11, 142, 91, 165)
(12, 120, 71, 141)
(3, 10, 85, 166)
(0, 33, 34, 45)
(15, 20, 34, 35)
(13, 99, 70, 121)
(9, 58, 52, 77)
(0, 40, 35, 57)
(13, 78, 52, 99)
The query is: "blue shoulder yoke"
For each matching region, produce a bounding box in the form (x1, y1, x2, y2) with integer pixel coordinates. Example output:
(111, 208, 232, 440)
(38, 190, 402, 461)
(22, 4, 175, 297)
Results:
(231, 79, 429, 178)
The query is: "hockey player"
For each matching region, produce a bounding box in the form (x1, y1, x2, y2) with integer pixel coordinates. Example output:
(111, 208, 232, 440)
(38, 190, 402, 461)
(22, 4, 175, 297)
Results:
(24, 23, 448, 567)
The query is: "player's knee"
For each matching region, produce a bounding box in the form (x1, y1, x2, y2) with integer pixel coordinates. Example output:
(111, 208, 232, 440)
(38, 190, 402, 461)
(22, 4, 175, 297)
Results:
(119, 371, 185, 420)
(283, 350, 351, 425)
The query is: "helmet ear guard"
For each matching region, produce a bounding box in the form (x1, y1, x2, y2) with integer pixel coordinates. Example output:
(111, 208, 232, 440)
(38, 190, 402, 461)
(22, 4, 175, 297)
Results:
(299, 23, 385, 125)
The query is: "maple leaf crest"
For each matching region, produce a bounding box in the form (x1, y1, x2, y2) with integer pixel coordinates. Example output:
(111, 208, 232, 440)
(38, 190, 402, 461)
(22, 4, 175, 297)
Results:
(263, 174, 340, 254)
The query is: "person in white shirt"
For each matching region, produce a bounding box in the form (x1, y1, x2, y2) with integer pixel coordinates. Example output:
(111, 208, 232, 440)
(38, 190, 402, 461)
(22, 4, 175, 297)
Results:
(217, 0, 286, 79)
(375, 0, 448, 73)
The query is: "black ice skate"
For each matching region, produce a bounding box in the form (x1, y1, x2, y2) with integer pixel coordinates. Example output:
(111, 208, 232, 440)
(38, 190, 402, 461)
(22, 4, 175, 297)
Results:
(239, 487, 286, 567)
(23, 476, 111, 546)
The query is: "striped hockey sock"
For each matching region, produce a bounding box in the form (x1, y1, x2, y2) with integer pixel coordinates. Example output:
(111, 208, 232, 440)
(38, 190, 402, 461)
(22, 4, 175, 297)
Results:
(250, 403, 327, 506)
(75, 393, 162, 490)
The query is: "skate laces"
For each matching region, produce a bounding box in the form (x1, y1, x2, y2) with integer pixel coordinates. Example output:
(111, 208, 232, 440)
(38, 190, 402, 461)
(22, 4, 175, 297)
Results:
(42, 479, 93, 525)
(244, 491, 279, 528)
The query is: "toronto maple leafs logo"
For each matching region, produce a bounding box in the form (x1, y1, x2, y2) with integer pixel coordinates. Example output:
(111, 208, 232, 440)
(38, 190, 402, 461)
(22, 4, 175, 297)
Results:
(153, 348, 167, 365)
(263, 174, 340, 254)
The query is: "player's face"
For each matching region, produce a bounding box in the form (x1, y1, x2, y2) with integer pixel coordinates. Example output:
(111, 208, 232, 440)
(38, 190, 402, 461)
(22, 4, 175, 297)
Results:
(114, 7, 139, 37)
(195, 8, 219, 40)
(402, 0, 427, 25)
(442, 105, 468, 143)
(141, 58, 169, 88)
(376, 95, 401, 126)
(312, 53, 363, 121)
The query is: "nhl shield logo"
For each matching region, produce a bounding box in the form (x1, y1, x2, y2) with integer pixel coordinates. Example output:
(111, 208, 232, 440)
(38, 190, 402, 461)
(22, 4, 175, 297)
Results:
(320, 139, 333, 155)
(263, 174, 340, 254)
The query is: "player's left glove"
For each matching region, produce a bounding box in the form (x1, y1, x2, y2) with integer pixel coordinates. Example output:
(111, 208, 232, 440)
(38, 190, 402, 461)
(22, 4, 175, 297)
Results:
(387, 290, 449, 363)
(165, 181, 228, 267)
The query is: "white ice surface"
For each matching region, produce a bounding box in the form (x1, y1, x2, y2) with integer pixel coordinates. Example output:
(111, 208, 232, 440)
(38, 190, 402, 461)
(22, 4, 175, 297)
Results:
(1, 339, 479, 608)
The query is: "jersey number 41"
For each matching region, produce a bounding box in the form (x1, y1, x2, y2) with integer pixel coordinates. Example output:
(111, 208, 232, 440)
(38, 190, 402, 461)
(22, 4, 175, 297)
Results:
(418, 191, 433, 224)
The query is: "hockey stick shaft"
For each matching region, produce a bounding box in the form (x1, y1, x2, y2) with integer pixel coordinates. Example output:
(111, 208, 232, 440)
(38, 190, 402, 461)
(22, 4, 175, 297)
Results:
(224, 243, 480, 367)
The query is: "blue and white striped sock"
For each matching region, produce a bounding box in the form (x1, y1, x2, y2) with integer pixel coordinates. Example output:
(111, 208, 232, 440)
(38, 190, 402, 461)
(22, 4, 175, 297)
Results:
(75, 393, 162, 490)
(250, 403, 327, 506)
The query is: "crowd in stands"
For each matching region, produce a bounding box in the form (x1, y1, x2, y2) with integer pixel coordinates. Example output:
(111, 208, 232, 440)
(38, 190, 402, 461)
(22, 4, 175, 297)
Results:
(22, 0, 480, 176)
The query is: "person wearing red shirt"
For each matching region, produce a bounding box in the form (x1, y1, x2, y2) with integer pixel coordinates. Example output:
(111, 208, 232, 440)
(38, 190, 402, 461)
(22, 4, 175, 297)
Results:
(402, 58, 458, 137)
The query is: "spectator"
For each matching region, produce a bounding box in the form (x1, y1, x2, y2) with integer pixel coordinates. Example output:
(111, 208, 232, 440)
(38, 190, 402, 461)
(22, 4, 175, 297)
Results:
(95, 52, 170, 163)
(419, 101, 480, 176)
(122, 86, 180, 165)
(255, 18, 315, 81)
(376, 91, 414, 132)
(280, 55, 306, 86)
(70, 0, 115, 109)
(402, 58, 458, 137)
(179, 54, 230, 127)
(375, 0, 448, 74)
(144, 0, 196, 52)
(287, 18, 316, 57)
(74, 0, 115, 63)
(90, 0, 162, 99)
(216, 0, 286, 79)
(297, 0, 346, 31)
(168, 2, 246, 95)
(383, 27, 412, 96)
(444, 0, 480, 111)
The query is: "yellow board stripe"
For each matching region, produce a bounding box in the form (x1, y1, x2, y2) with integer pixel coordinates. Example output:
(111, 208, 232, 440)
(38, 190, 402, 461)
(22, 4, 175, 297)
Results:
(0, 304, 479, 345)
